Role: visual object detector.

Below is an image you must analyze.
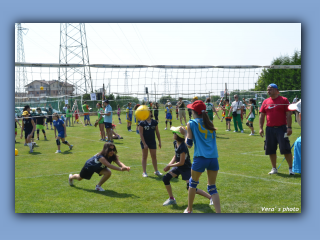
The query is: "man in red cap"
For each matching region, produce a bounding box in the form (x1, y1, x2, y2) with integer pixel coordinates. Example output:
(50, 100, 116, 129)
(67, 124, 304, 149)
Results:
(259, 83, 294, 175)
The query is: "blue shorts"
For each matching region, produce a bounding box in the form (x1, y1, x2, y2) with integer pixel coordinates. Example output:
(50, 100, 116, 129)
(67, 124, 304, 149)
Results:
(166, 114, 172, 120)
(58, 131, 65, 138)
(191, 157, 219, 172)
(104, 122, 112, 129)
(84, 115, 90, 121)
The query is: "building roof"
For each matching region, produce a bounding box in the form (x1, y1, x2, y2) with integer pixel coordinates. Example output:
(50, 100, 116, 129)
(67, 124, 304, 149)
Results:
(25, 80, 74, 87)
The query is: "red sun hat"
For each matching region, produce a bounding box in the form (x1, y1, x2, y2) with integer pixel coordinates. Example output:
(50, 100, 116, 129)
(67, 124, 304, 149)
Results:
(187, 100, 206, 115)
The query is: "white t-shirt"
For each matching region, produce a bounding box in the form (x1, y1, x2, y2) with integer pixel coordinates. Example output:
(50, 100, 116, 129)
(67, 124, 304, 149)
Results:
(231, 101, 243, 114)
(293, 97, 298, 103)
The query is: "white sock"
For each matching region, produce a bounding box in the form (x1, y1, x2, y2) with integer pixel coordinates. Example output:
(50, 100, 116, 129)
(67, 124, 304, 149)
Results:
(28, 143, 32, 150)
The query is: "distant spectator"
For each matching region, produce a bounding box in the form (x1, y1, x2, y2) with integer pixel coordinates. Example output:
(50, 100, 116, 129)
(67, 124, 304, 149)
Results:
(177, 97, 187, 126)
(259, 83, 294, 175)
(82, 101, 92, 126)
(228, 94, 244, 133)
(205, 97, 220, 122)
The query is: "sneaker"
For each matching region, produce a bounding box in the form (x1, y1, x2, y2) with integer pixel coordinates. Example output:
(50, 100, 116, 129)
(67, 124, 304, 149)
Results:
(89, 124, 92, 126)
(44, 137, 47, 140)
(95, 185, 105, 191)
(32, 142, 36, 149)
(128, 130, 132, 132)
(225, 129, 230, 131)
(142, 172, 148, 177)
(120, 136, 123, 139)
(249, 133, 254, 136)
(68, 174, 74, 186)
(55, 150, 61, 153)
(289, 168, 295, 175)
(233, 130, 238, 133)
(29, 149, 33, 153)
(69, 145, 73, 150)
(181, 123, 184, 126)
(37, 138, 39, 140)
(268, 168, 278, 175)
(24, 143, 27, 146)
(99, 138, 103, 141)
(164, 128, 167, 130)
(183, 208, 193, 213)
(241, 130, 244, 133)
(154, 171, 163, 176)
(209, 198, 213, 206)
(163, 198, 177, 206)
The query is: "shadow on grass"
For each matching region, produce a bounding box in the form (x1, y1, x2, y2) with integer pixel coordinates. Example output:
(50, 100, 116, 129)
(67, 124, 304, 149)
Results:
(216, 136, 229, 139)
(61, 151, 73, 155)
(148, 176, 164, 181)
(171, 203, 215, 213)
(30, 151, 42, 155)
(276, 172, 301, 179)
(72, 186, 139, 198)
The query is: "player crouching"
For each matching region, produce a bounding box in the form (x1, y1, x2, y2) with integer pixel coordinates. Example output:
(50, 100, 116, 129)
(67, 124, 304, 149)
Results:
(53, 113, 73, 153)
(68, 142, 130, 191)
(162, 126, 213, 206)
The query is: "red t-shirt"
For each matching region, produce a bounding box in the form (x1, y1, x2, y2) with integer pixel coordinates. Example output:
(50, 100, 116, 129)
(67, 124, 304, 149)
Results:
(260, 96, 289, 127)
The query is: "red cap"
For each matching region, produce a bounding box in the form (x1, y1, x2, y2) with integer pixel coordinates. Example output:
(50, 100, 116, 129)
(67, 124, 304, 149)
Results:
(112, 124, 116, 128)
(187, 100, 206, 115)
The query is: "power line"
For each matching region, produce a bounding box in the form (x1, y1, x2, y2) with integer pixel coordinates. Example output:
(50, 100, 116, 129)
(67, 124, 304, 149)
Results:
(131, 24, 156, 65)
(87, 23, 124, 64)
(116, 24, 144, 64)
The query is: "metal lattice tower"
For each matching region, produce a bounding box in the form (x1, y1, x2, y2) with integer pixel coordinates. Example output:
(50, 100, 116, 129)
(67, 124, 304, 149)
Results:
(59, 23, 93, 94)
(15, 23, 28, 94)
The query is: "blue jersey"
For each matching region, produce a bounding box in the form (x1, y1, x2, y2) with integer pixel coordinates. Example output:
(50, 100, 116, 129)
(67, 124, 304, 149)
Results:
(293, 136, 301, 174)
(104, 105, 113, 123)
(189, 118, 218, 159)
(53, 119, 65, 133)
(126, 107, 133, 119)
(139, 119, 158, 144)
(165, 107, 172, 119)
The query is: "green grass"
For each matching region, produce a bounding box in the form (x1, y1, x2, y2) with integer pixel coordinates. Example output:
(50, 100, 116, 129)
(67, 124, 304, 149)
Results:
(15, 111, 301, 213)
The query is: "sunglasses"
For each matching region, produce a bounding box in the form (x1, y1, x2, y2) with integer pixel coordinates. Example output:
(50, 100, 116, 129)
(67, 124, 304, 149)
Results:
(108, 148, 115, 152)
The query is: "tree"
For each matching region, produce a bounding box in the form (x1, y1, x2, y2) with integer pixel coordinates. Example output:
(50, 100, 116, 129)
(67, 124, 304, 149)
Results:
(159, 96, 175, 104)
(254, 50, 301, 100)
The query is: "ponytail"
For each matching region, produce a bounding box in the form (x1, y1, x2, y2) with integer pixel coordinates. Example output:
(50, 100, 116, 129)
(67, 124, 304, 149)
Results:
(23, 105, 30, 112)
(193, 110, 216, 132)
(202, 112, 216, 131)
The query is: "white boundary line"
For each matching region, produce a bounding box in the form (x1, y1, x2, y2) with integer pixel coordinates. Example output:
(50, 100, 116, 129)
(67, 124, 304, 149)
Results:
(15, 163, 300, 186)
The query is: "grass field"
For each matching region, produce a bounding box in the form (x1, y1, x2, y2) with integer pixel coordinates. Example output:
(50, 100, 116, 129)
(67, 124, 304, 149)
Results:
(15, 111, 301, 213)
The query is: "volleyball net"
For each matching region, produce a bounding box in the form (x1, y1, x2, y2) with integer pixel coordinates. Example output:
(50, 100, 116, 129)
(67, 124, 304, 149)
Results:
(15, 63, 301, 114)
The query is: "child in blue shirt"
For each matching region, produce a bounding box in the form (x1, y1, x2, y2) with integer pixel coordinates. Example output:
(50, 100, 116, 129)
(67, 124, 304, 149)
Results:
(53, 113, 73, 153)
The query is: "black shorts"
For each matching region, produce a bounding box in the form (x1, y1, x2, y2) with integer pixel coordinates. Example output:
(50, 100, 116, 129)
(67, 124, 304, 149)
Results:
(265, 125, 292, 155)
(104, 122, 112, 129)
(25, 129, 32, 139)
(226, 118, 232, 122)
(80, 164, 105, 180)
(140, 141, 157, 150)
(170, 167, 191, 180)
(47, 116, 53, 123)
(154, 114, 158, 121)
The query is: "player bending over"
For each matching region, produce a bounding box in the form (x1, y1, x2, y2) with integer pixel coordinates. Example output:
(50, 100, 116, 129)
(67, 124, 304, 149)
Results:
(162, 126, 213, 206)
(68, 142, 130, 191)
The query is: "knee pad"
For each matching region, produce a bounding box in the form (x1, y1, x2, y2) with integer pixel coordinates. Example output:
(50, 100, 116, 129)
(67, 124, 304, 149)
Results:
(246, 122, 249, 126)
(162, 173, 173, 185)
(186, 183, 198, 191)
(37, 129, 40, 134)
(207, 184, 218, 195)
(56, 139, 60, 145)
(249, 123, 253, 127)
(63, 141, 68, 145)
(42, 130, 45, 134)
(189, 177, 199, 189)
